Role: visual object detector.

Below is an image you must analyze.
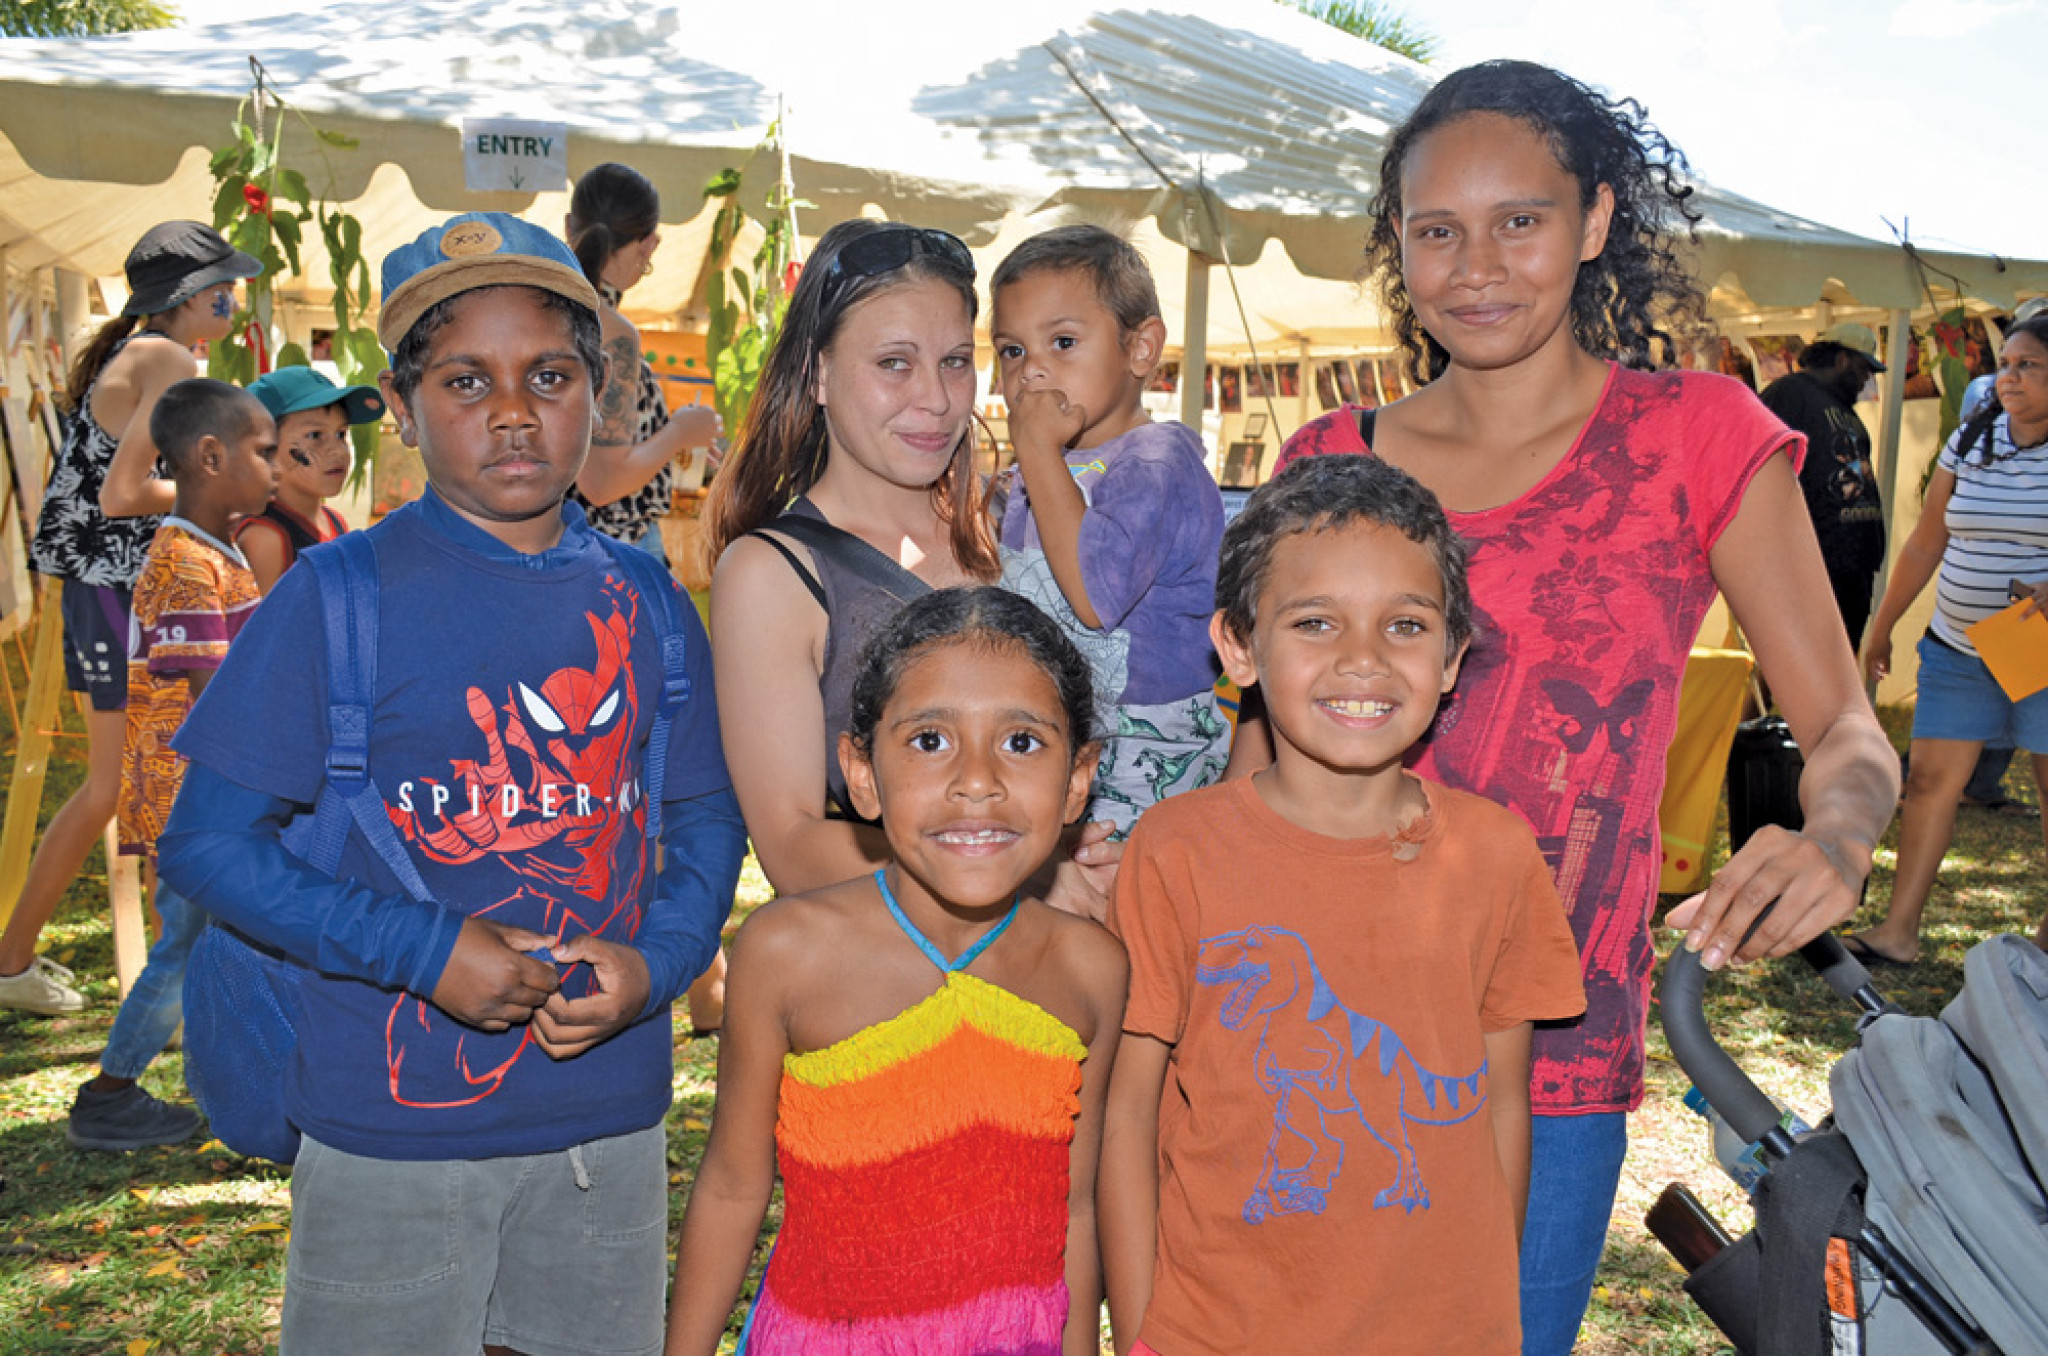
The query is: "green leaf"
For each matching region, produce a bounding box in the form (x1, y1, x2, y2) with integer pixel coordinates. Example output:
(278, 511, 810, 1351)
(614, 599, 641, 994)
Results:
(349, 330, 388, 383)
(273, 341, 311, 370)
(275, 168, 310, 208)
(316, 128, 360, 149)
(228, 214, 270, 256)
(272, 213, 303, 275)
(702, 167, 742, 200)
(210, 177, 245, 231)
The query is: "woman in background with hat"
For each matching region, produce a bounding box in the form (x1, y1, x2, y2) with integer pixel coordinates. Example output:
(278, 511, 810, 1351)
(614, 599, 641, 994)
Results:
(0, 220, 259, 1019)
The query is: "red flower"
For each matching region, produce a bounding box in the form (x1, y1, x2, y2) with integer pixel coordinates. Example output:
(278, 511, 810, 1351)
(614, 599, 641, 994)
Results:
(242, 183, 272, 218)
(783, 260, 803, 296)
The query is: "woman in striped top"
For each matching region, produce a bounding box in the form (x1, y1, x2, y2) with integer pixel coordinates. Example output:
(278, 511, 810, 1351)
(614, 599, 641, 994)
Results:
(1854, 312, 2048, 964)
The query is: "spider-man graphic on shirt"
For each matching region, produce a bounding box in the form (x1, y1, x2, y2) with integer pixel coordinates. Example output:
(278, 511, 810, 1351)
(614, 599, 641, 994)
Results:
(383, 573, 648, 1108)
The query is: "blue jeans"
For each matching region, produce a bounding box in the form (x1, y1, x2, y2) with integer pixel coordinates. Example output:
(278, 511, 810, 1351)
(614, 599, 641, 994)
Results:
(101, 881, 205, 1080)
(1519, 1111, 1628, 1356)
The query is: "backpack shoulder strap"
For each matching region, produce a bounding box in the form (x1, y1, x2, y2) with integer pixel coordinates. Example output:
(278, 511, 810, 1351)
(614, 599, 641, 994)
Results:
(597, 538, 692, 848)
(290, 533, 433, 902)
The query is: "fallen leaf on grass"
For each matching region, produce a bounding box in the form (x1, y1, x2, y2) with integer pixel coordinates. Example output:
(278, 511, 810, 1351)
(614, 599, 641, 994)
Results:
(144, 1259, 181, 1278)
(240, 1223, 284, 1235)
(126, 1341, 153, 1356)
(129, 1188, 152, 1203)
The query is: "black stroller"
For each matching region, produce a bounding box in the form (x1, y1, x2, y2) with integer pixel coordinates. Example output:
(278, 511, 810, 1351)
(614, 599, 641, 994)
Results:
(1654, 932, 2048, 1355)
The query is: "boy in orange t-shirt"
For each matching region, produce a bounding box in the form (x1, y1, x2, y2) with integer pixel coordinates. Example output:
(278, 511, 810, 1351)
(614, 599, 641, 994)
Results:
(1101, 456, 1585, 1355)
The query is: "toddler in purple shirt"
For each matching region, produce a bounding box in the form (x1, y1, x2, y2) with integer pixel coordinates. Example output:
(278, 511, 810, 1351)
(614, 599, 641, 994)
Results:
(990, 226, 1228, 835)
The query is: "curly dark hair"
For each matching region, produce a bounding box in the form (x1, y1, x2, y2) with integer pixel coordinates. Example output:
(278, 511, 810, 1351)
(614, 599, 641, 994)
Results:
(1216, 455, 1473, 656)
(1366, 59, 1706, 385)
(846, 587, 1097, 761)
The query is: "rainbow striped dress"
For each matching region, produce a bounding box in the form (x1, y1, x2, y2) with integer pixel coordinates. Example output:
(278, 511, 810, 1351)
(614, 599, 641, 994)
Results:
(739, 874, 1086, 1354)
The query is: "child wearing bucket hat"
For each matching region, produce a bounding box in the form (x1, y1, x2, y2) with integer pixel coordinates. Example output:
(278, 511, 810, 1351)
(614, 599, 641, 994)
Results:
(0, 220, 259, 1019)
(235, 367, 385, 593)
(157, 212, 742, 1356)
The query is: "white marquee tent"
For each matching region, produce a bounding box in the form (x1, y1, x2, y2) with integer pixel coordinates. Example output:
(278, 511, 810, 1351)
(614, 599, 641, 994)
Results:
(3, 0, 2045, 466)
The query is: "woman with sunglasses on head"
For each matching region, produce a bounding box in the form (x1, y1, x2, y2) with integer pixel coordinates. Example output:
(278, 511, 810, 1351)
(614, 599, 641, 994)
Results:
(705, 221, 1118, 913)
(565, 162, 724, 560)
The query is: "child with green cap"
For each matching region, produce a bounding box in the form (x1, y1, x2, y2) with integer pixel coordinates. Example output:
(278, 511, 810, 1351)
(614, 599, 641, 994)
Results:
(237, 366, 385, 593)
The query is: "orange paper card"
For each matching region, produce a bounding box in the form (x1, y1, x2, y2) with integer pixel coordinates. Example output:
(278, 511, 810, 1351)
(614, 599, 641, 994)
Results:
(1967, 600, 2048, 702)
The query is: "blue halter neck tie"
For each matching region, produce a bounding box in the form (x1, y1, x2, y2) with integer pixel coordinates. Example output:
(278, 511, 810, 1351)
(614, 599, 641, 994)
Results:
(874, 869, 1021, 974)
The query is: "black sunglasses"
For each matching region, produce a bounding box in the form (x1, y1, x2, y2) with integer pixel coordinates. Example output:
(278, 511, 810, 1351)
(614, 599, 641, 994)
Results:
(817, 225, 975, 311)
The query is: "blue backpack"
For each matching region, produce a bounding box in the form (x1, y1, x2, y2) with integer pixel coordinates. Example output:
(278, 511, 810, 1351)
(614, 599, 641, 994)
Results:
(182, 528, 692, 1163)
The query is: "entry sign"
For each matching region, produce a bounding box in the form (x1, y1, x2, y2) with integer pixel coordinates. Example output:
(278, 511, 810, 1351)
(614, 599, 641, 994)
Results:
(462, 118, 569, 193)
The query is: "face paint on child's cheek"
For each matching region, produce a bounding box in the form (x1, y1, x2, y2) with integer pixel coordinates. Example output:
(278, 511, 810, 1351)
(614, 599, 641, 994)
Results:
(210, 290, 234, 319)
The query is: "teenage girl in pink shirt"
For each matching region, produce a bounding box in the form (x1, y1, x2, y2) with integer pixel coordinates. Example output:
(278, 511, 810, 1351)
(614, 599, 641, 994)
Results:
(1256, 60, 1899, 1353)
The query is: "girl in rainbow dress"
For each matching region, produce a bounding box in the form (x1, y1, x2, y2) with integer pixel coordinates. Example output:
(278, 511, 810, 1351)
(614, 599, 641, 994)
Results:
(666, 586, 1128, 1356)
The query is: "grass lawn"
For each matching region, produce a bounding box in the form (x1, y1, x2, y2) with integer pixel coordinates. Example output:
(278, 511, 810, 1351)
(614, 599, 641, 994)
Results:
(2, 678, 2041, 1353)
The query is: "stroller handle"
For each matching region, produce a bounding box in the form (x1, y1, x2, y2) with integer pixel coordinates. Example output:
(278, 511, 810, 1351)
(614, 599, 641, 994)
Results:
(1661, 932, 1882, 1146)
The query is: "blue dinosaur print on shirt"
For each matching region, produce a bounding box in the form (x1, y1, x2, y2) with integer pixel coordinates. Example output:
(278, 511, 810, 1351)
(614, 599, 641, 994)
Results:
(1196, 926, 1487, 1223)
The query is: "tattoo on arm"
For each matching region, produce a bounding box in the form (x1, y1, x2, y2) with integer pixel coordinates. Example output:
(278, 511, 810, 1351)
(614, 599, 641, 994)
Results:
(594, 336, 641, 446)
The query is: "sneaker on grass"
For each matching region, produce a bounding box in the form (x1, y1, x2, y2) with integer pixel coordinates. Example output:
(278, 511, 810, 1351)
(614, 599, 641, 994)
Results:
(0, 955, 87, 1015)
(66, 1083, 202, 1152)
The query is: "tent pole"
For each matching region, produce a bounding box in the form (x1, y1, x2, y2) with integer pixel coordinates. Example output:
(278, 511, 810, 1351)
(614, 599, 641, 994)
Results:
(54, 269, 88, 364)
(1869, 306, 1913, 687)
(1296, 340, 1310, 429)
(1179, 252, 1212, 439)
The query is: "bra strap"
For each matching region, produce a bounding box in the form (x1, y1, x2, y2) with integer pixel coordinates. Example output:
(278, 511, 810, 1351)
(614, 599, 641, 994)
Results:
(874, 869, 1020, 974)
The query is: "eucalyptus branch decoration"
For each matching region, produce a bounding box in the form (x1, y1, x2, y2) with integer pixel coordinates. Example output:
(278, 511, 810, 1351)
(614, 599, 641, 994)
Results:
(702, 114, 808, 440)
(206, 56, 384, 483)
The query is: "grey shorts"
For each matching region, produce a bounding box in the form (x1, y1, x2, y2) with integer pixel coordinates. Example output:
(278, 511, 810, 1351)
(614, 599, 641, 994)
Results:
(280, 1124, 668, 1356)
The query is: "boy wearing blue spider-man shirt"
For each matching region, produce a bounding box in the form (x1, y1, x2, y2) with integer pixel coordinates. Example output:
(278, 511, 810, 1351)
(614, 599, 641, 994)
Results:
(159, 213, 742, 1356)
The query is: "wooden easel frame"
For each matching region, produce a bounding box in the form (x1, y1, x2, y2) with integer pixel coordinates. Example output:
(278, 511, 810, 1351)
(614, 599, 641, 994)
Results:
(0, 256, 147, 995)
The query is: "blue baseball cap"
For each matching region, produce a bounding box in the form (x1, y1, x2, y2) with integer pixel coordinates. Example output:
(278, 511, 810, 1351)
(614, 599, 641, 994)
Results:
(248, 366, 385, 426)
(378, 212, 598, 351)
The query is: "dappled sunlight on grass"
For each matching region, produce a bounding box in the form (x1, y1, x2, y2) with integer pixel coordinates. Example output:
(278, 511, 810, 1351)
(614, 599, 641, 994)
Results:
(5, 693, 2042, 1352)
